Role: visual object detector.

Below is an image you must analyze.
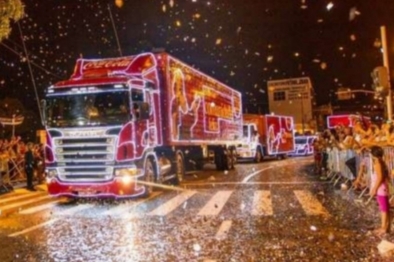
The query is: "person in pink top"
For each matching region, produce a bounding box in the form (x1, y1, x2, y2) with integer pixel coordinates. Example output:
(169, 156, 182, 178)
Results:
(369, 145, 391, 236)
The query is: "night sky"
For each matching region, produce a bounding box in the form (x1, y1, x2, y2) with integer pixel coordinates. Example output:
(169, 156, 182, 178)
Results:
(1, 0, 394, 121)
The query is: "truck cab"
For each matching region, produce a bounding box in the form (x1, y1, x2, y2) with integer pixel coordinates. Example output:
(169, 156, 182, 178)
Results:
(237, 123, 264, 162)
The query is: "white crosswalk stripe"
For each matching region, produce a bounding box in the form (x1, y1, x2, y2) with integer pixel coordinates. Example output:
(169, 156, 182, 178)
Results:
(8, 204, 94, 237)
(0, 195, 53, 214)
(198, 190, 233, 216)
(19, 201, 62, 215)
(0, 192, 43, 204)
(293, 190, 330, 217)
(1, 189, 332, 219)
(148, 190, 197, 216)
(251, 190, 273, 216)
(102, 192, 162, 217)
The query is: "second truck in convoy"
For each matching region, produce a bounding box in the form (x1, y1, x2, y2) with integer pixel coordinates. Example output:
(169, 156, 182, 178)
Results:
(237, 114, 295, 162)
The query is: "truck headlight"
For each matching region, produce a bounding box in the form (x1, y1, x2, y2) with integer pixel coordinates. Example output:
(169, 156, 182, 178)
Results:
(115, 167, 138, 177)
(120, 175, 134, 185)
(46, 169, 58, 178)
(46, 169, 58, 184)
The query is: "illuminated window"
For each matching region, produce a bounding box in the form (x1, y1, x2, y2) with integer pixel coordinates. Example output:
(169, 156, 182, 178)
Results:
(273, 91, 286, 101)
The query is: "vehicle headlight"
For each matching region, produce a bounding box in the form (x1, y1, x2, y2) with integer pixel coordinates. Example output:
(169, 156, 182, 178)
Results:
(115, 167, 138, 177)
(46, 169, 58, 178)
(121, 175, 134, 185)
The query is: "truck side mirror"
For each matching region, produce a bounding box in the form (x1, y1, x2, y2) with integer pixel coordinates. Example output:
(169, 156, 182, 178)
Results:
(139, 102, 150, 120)
(132, 102, 150, 120)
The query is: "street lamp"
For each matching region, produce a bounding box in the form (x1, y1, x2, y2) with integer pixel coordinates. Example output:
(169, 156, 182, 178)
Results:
(298, 93, 305, 134)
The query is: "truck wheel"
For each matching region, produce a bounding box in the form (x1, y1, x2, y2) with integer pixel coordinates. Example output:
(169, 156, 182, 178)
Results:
(214, 148, 227, 171)
(227, 148, 236, 170)
(174, 152, 185, 185)
(142, 158, 156, 197)
(255, 148, 263, 163)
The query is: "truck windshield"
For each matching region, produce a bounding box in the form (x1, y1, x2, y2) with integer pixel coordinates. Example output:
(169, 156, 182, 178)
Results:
(45, 90, 130, 127)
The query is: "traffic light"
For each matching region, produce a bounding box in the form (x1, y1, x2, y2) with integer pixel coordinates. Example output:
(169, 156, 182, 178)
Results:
(371, 66, 390, 96)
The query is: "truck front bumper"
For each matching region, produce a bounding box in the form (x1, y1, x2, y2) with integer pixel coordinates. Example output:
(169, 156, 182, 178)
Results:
(46, 177, 146, 198)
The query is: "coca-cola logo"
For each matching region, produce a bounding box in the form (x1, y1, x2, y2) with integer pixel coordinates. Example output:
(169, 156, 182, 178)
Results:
(83, 58, 132, 70)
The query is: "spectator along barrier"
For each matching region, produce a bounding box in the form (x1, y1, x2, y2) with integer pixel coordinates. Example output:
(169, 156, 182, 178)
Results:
(0, 139, 45, 193)
(325, 146, 394, 204)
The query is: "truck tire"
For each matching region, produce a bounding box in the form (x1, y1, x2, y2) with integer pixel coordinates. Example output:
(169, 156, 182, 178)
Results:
(255, 147, 263, 163)
(142, 158, 156, 197)
(214, 148, 228, 171)
(227, 148, 236, 170)
(174, 152, 185, 185)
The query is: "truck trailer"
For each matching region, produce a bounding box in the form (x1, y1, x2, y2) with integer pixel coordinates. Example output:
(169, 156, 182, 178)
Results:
(237, 114, 295, 162)
(42, 52, 243, 198)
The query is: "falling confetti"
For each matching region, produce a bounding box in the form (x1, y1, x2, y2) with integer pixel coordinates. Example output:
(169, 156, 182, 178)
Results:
(193, 243, 201, 252)
(349, 7, 361, 21)
(114, 0, 123, 8)
(237, 26, 242, 34)
(350, 34, 356, 41)
(326, 2, 334, 11)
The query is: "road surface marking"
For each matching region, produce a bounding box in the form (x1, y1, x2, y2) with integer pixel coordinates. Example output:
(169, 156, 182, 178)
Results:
(197, 190, 233, 216)
(242, 167, 273, 183)
(148, 191, 196, 216)
(251, 190, 273, 216)
(19, 200, 62, 215)
(0, 195, 53, 214)
(215, 220, 232, 240)
(102, 192, 162, 217)
(9, 204, 93, 237)
(184, 181, 328, 187)
(0, 192, 43, 204)
(241, 159, 313, 183)
(293, 190, 329, 217)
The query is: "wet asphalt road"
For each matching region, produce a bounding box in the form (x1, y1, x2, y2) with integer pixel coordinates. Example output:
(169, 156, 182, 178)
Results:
(0, 156, 392, 262)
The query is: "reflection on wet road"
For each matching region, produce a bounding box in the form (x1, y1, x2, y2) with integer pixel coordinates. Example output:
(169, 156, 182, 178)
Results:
(0, 157, 390, 261)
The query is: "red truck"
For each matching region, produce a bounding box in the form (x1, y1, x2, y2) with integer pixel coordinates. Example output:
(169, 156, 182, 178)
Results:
(237, 114, 295, 162)
(42, 52, 243, 198)
(327, 114, 371, 129)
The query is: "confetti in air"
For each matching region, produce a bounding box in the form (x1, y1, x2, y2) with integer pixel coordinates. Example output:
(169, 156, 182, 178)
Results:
(114, 0, 123, 8)
(349, 7, 361, 21)
(326, 2, 334, 11)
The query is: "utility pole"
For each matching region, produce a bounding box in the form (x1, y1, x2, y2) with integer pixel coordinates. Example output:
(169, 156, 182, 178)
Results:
(381, 26, 392, 120)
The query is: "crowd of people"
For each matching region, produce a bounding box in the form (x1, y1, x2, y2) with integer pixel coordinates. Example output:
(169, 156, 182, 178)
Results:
(312, 118, 394, 237)
(0, 136, 45, 191)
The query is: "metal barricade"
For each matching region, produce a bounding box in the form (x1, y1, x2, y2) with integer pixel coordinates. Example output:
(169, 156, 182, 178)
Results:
(326, 148, 355, 186)
(383, 147, 394, 202)
(326, 147, 340, 180)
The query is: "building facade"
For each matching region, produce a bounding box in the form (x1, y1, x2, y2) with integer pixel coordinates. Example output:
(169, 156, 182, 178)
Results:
(267, 77, 314, 134)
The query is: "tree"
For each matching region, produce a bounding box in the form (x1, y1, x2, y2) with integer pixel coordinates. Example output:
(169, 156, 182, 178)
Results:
(0, 0, 24, 41)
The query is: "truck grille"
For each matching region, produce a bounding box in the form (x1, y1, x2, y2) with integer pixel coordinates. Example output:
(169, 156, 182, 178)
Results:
(53, 136, 116, 182)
